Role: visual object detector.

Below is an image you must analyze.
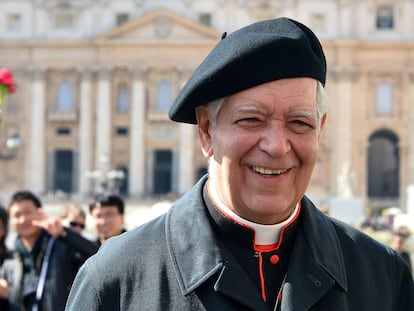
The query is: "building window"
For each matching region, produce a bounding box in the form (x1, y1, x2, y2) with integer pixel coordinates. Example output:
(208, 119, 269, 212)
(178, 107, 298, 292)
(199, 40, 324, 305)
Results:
(117, 85, 129, 113)
(55, 13, 74, 30)
(116, 127, 128, 136)
(199, 13, 211, 27)
(156, 80, 172, 111)
(116, 13, 129, 26)
(376, 6, 394, 30)
(376, 83, 393, 115)
(6, 13, 22, 32)
(57, 128, 71, 135)
(57, 81, 74, 112)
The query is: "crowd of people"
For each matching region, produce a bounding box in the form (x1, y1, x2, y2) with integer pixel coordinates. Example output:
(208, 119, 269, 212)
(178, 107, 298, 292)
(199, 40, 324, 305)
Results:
(0, 191, 126, 311)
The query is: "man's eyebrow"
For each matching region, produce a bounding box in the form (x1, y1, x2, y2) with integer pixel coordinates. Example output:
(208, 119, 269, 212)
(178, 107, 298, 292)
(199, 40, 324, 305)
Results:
(233, 106, 263, 114)
(288, 109, 317, 118)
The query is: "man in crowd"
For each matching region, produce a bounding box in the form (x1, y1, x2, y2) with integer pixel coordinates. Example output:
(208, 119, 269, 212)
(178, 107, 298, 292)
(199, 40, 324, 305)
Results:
(8, 190, 98, 311)
(66, 17, 414, 310)
(89, 194, 126, 247)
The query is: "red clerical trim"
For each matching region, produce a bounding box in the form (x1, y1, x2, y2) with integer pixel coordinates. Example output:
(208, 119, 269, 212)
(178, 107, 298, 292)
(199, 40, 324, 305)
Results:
(255, 203, 301, 302)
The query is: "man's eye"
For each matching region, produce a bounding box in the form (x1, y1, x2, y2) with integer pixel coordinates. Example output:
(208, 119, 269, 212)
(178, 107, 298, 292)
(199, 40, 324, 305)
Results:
(238, 117, 261, 124)
(289, 120, 315, 133)
(292, 120, 310, 126)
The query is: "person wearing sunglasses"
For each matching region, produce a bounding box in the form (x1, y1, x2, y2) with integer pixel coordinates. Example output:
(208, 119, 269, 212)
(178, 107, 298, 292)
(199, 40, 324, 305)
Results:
(60, 204, 87, 235)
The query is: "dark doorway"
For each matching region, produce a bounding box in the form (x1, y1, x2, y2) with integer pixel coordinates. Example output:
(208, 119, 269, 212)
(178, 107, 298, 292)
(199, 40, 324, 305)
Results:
(54, 150, 73, 193)
(367, 130, 399, 198)
(153, 150, 172, 194)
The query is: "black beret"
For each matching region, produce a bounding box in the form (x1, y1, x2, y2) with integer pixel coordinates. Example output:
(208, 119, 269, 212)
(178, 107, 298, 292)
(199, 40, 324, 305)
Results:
(169, 17, 326, 124)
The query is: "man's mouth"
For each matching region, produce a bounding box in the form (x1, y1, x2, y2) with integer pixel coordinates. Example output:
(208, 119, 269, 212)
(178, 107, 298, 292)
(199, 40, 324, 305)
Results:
(251, 166, 288, 176)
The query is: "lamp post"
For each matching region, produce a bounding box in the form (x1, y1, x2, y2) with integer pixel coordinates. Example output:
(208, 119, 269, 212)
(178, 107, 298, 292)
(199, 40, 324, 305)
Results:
(86, 155, 125, 196)
(0, 133, 20, 160)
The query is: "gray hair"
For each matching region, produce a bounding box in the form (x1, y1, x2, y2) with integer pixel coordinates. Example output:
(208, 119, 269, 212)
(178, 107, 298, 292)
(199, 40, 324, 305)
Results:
(206, 81, 328, 132)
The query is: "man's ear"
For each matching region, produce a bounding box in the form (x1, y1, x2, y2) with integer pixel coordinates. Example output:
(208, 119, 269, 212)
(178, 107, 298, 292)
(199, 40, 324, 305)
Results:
(195, 106, 213, 158)
(318, 113, 327, 141)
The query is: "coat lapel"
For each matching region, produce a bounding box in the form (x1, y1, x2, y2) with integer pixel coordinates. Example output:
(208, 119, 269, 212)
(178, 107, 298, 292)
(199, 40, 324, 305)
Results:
(165, 177, 223, 295)
(213, 254, 268, 310)
(165, 176, 268, 310)
(166, 178, 348, 311)
(281, 229, 336, 310)
(281, 196, 348, 310)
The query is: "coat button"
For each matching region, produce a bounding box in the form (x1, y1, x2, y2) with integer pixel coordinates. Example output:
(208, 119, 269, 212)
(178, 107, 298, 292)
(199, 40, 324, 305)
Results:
(270, 254, 279, 264)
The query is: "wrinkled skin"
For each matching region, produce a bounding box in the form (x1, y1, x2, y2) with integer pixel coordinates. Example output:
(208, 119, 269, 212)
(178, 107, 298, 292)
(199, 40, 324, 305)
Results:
(196, 77, 327, 225)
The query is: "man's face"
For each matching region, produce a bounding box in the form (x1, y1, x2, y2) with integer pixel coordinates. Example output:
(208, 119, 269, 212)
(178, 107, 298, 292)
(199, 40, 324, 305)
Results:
(91, 204, 124, 242)
(196, 77, 326, 224)
(9, 200, 42, 239)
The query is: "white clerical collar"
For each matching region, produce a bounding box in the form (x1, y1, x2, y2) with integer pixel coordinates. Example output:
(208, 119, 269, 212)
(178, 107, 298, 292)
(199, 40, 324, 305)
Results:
(208, 179, 300, 245)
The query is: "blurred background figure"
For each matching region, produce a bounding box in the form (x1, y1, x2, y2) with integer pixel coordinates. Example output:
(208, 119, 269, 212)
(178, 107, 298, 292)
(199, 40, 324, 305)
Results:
(89, 194, 126, 247)
(7, 190, 98, 311)
(391, 226, 412, 274)
(0, 204, 20, 311)
(59, 204, 86, 235)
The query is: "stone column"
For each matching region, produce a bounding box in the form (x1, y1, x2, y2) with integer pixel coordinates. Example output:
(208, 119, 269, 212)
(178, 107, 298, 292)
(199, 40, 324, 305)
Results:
(405, 70, 414, 214)
(407, 70, 414, 185)
(95, 68, 112, 173)
(330, 67, 358, 196)
(129, 68, 146, 198)
(178, 123, 195, 194)
(78, 68, 93, 196)
(26, 68, 46, 193)
(177, 70, 195, 194)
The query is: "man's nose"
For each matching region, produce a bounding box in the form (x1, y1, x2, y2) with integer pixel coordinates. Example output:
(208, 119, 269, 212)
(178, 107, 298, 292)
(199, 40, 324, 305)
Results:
(258, 123, 291, 157)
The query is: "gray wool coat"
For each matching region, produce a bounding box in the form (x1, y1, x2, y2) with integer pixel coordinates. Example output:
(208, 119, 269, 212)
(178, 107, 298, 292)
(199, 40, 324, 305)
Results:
(65, 176, 414, 311)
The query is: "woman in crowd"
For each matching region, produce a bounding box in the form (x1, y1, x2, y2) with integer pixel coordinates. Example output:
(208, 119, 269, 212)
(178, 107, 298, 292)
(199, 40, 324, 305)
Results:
(0, 204, 20, 311)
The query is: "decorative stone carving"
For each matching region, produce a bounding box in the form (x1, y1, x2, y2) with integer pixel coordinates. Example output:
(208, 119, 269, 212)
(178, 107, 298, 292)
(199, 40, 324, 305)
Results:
(153, 15, 171, 39)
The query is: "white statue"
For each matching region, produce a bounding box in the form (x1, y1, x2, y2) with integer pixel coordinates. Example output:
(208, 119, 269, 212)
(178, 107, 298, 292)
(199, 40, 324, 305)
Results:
(337, 161, 356, 198)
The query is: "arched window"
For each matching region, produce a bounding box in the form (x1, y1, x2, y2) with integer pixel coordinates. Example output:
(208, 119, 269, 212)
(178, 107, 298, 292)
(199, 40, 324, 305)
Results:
(376, 83, 393, 115)
(117, 85, 129, 113)
(156, 80, 172, 111)
(57, 80, 74, 112)
(367, 130, 399, 198)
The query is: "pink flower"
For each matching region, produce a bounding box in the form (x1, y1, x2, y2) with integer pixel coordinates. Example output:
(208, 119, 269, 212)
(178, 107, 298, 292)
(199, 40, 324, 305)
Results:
(0, 68, 16, 133)
(0, 68, 15, 94)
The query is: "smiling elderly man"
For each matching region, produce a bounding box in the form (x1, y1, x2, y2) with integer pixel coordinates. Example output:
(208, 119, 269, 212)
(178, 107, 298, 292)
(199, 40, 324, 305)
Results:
(66, 17, 414, 311)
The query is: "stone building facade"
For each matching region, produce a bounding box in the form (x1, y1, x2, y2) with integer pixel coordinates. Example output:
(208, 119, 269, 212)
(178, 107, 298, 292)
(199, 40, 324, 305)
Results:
(1, 0, 414, 213)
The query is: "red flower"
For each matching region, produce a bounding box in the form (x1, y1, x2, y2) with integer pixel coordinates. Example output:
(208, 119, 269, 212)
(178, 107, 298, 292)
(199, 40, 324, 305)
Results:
(0, 68, 16, 93)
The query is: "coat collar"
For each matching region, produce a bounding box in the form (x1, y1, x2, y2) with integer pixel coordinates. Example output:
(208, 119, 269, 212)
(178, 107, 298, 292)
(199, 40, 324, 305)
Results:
(166, 176, 348, 309)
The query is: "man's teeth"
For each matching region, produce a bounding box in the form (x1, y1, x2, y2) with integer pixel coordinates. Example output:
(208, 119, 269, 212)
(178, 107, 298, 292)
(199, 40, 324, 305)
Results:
(252, 166, 287, 175)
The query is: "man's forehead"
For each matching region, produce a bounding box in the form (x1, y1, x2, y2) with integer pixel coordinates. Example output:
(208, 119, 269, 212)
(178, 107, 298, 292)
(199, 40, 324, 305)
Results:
(10, 200, 38, 209)
(93, 204, 118, 211)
